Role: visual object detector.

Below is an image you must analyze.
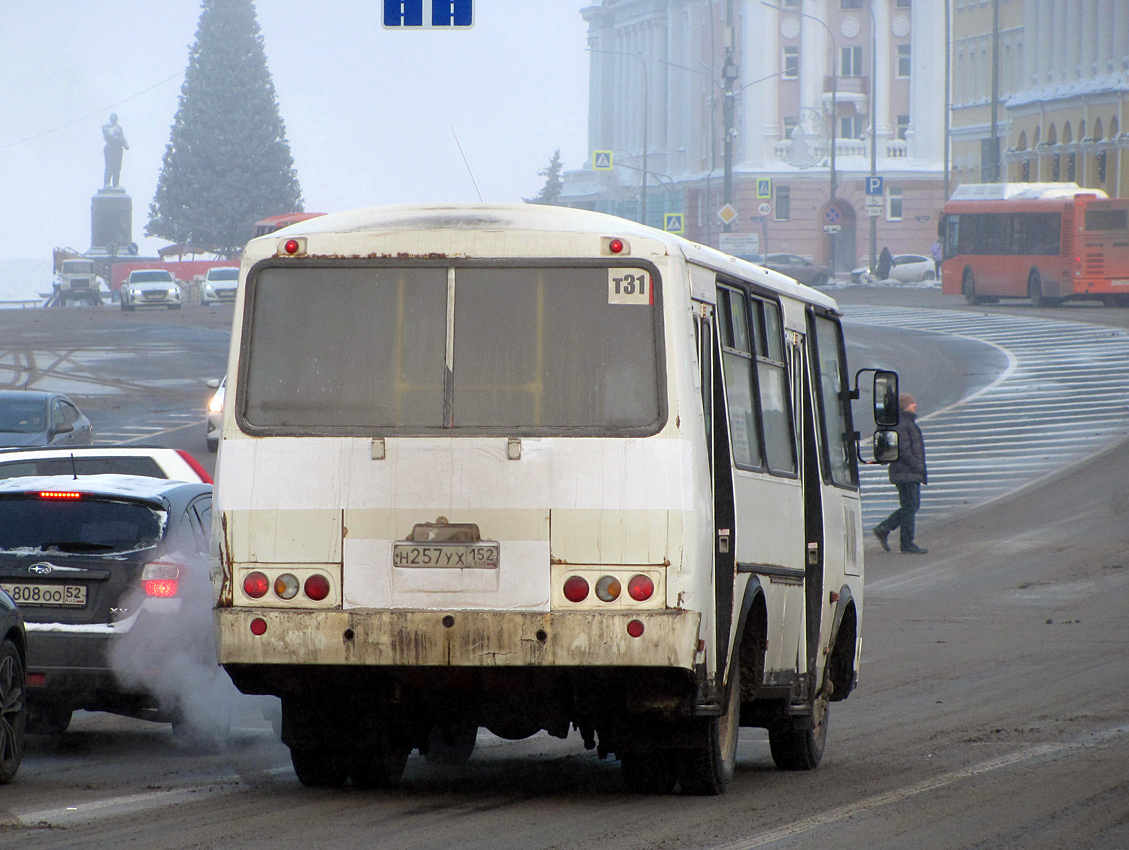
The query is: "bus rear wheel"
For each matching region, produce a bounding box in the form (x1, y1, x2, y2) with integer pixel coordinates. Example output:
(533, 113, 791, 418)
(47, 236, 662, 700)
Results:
(291, 748, 350, 788)
(679, 662, 740, 795)
(350, 724, 411, 789)
(1028, 271, 1062, 307)
(962, 270, 983, 305)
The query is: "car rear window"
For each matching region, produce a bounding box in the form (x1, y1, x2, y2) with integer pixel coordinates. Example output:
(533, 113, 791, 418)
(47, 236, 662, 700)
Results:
(0, 496, 166, 554)
(0, 457, 166, 481)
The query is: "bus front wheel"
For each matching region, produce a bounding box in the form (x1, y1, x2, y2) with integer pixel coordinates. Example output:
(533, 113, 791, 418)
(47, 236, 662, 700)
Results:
(769, 687, 829, 771)
(679, 662, 740, 795)
(962, 270, 983, 305)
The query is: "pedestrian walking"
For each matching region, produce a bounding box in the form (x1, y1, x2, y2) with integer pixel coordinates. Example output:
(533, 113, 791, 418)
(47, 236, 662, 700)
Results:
(876, 246, 893, 281)
(873, 392, 928, 554)
(930, 238, 943, 278)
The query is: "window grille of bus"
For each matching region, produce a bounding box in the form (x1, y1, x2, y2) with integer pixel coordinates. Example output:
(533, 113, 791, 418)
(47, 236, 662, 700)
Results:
(1060, 212, 1072, 257)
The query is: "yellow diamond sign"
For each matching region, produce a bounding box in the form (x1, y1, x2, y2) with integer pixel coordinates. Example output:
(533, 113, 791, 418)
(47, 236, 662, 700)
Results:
(717, 203, 738, 226)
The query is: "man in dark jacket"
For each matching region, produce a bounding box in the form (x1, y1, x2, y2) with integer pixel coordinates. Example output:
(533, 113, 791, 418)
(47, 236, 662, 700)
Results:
(873, 392, 928, 554)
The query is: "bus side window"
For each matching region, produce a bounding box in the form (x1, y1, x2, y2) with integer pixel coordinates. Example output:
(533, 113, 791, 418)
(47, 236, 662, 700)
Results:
(751, 298, 797, 476)
(716, 286, 763, 470)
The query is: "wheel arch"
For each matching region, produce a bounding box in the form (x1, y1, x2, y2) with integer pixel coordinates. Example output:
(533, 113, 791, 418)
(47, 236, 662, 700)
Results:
(733, 577, 768, 704)
(825, 586, 859, 702)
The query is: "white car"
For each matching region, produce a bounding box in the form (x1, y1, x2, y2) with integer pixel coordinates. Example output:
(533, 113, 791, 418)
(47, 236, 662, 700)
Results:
(0, 445, 212, 483)
(205, 376, 225, 453)
(199, 267, 239, 306)
(851, 254, 937, 284)
(121, 269, 183, 311)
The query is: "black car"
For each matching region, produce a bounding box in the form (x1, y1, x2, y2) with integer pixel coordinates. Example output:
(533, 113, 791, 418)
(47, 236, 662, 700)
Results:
(0, 474, 216, 739)
(0, 587, 26, 783)
(0, 390, 94, 449)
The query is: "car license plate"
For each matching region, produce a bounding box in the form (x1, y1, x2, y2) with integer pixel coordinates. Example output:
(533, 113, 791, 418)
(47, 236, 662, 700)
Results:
(392, 543, 499, 569)
(1, 583, 87, 607)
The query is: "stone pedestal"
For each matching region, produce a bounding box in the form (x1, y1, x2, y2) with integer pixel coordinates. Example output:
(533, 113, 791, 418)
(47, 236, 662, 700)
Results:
(90, 188, 132, 254)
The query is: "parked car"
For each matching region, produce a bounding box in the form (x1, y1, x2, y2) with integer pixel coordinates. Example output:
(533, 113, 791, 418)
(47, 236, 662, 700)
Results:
(205, 377, 225, 453)
(0, 475, 220, 742)
(0, 587, 26, 784)
(850, 253, 937, 284)
(0, 446, 212, 484)
(199, 267, 239, 306)
(120, 269, 183, 311)
(0, 391, 94, 449)
(762, 253, 832, 287)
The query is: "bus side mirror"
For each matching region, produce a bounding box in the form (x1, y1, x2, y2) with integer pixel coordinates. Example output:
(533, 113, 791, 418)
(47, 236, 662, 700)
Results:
(873, 428, 899, 463)
(874, 371, 899, 427)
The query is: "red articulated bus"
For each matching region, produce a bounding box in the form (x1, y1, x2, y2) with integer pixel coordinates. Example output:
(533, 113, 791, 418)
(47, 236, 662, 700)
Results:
(252, 212, 327, 239)
(940, 183, 1129, 307)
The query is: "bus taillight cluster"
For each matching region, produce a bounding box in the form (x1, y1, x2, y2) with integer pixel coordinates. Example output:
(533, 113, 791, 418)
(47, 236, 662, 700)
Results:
(561, 572, 655, 604)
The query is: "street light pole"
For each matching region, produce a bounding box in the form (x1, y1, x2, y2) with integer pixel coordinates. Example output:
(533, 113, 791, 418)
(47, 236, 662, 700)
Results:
(867, 0, 878, 276)
(587, 48, 649, 226)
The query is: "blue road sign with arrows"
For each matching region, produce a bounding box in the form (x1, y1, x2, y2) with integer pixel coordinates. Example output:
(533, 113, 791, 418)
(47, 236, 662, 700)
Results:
(384, 0, 474, 28)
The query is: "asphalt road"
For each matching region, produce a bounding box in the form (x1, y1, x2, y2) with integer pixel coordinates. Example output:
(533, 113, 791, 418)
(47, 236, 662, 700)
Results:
(0, 291, 1126, 849)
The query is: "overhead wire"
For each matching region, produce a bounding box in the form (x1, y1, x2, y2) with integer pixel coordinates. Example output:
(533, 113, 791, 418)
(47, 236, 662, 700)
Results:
(0, 70, 183, 150)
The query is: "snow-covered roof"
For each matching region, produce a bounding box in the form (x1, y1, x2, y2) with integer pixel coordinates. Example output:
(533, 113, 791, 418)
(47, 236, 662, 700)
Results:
(0, 473, 184, 501)
(948, 182, 1109, 201)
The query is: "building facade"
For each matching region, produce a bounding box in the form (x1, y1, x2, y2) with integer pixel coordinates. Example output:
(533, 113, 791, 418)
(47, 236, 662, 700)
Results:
(563, 0, 948, 272)
(952, 0, 1129, 198)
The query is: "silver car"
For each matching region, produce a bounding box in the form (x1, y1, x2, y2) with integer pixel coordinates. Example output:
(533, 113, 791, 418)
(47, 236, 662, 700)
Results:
(121, 269, 183, 311)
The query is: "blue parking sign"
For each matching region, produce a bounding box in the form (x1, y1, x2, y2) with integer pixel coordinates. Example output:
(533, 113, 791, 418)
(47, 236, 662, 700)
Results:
(384, 0, 473, 28)
(865, 176, 884, 195)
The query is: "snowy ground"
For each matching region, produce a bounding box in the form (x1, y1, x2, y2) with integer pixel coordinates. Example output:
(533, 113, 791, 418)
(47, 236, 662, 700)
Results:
(0, 258, 54, 305)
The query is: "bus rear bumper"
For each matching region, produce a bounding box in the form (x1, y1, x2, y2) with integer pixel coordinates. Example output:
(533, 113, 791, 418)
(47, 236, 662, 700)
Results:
(215, 607, 702, 670)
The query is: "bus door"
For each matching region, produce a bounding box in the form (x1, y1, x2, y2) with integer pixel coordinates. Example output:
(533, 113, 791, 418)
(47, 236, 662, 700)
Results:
(713, 285, 805, 690)
(694, 299, 736, 691)
(805, 310, 862, 702)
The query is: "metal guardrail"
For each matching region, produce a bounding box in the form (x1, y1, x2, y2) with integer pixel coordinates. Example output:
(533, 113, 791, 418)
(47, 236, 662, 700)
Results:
(0, 299, 47, 309)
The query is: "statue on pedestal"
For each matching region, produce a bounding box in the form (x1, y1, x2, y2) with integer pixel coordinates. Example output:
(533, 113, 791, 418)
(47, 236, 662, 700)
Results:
(102, 114, 129, 189)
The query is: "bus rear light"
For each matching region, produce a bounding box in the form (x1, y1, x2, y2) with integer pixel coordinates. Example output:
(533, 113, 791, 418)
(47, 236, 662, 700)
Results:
(563, 575, 590, 603)
(141, 559, 182, 598)
(304, 573, 331, 601)
(243, 571, 270, 599)
(280, 237, 307, 256)
(627, 574, 655, 602)
(601, 236, 630, 255)
(274, 573, 300, 600)
(250, 617, 267, 636)
(595, 575, 621, 602)
(627, 619, 645, 638)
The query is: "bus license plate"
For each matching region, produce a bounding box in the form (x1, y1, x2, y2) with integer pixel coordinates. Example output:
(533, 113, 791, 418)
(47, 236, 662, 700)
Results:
(393, 543, 499, 569)
(1111, 279, 1129, 287)
(1, 583, 87, 607)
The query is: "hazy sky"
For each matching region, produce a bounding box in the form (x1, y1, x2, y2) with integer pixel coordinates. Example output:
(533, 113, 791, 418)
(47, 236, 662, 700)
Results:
(0, 1, 590, 261)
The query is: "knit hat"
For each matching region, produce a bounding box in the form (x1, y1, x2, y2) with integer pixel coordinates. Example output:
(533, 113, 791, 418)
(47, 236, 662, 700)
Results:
(899, 392, 916, 410)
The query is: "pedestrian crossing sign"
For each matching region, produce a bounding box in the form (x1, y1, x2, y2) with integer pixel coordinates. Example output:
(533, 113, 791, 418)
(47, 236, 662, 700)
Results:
(664, 213, 684, 234)
(756, 178, 772, 199)
(593, 151, 614, 171)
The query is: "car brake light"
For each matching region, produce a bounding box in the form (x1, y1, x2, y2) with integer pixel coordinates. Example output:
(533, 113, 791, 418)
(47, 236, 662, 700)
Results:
(304, 574, 331, 601)
(243, 571, 269, 599)
(563, 575, 589, 603)
(39, 491, 82, 500)
(175, 450, 213, 484)
(141, 558, 182, 597)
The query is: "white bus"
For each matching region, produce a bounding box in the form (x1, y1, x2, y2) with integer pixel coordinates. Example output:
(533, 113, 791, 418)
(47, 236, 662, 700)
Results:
(212, 204, 897, 795)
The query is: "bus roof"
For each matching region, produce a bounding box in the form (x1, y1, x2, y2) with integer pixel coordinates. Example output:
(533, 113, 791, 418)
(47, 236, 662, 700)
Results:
(948, 182, 1109, 202)
(249, 203, 839, 311)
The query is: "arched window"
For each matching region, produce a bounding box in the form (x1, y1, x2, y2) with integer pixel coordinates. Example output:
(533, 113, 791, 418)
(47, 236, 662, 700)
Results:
(1094, 118, 1104, 141)
(1047, 124, 1057, 145)
(1063, 122, 1073, 145)
(1017, 130, 1028, 151)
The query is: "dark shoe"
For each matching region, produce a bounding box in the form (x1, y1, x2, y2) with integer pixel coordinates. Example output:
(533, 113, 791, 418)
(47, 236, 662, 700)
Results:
(872, 527, 890, 552)
(901, 545, 929, 554)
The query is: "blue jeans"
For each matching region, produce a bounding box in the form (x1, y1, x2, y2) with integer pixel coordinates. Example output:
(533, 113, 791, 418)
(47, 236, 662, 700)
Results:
(877, 482, 921, 550)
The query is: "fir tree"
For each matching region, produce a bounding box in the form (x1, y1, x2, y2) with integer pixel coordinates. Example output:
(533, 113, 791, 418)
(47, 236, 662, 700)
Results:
(147, 0, 302, 256)
(525, 150, 564, 205)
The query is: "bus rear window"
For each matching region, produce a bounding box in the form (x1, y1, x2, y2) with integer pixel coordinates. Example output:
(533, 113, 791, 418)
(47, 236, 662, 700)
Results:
(242, 265, 663, 434)
(1085, 208, 1128, 231)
